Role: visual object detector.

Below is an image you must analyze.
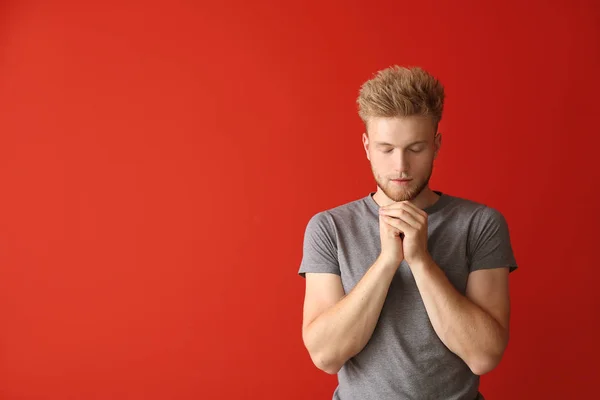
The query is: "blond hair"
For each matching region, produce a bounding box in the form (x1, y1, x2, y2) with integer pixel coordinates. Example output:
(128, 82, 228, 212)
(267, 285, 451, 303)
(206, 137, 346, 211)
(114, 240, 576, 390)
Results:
(357, 65, 445, 131)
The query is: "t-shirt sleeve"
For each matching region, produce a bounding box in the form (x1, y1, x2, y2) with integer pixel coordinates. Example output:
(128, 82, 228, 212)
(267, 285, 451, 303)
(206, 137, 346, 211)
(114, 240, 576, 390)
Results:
(469, 206, 518, 273)
(298, 211, 340, 278)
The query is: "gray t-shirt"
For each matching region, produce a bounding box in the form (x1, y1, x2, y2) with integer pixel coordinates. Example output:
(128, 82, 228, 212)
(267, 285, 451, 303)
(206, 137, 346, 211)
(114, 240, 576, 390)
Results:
(298, 191, 518, 400)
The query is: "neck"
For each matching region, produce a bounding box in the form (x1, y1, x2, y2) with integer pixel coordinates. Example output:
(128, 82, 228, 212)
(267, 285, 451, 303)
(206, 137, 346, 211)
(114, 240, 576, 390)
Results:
(372, 186, 440, 210)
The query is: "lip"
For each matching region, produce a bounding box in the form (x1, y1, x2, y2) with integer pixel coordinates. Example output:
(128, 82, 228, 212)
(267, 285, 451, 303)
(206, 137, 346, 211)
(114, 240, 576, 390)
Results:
(391, 179, 412, 183)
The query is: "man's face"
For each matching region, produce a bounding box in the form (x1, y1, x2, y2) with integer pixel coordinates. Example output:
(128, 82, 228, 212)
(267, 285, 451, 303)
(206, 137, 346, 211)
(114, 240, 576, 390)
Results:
(362, 116, 440, 202)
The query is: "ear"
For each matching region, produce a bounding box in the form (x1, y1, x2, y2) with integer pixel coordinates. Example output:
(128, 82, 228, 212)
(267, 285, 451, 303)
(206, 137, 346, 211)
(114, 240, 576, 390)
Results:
(433, 132, 442, 159)
(362, 133, 371, 161)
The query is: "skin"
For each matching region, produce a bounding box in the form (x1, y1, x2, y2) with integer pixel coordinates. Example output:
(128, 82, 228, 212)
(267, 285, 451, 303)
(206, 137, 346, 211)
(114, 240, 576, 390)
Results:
(302, 115, 511, 377)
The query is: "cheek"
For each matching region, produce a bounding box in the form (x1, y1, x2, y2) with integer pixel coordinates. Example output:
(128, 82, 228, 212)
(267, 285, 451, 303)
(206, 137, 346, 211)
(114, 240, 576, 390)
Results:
(369, 153, 385, 166)
(414, 156, 434, 171)
(370, 157, 389, 176)
(374, 158, 394, 173)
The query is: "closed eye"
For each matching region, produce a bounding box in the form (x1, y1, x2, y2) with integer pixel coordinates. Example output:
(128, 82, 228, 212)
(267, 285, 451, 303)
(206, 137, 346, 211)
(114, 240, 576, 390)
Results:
(379, 146, 424, 154)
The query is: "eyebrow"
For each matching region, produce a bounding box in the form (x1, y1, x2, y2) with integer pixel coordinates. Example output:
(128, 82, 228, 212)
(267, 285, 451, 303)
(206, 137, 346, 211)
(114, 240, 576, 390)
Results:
(374, 140, 428, 147)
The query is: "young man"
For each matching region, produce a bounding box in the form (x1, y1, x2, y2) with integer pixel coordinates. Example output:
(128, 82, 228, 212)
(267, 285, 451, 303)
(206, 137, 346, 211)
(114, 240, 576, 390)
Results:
(298, 66, 518, 400)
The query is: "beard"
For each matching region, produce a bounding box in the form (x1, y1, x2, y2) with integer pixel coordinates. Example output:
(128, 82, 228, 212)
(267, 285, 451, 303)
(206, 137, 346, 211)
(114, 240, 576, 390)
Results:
(372, 163, 434, 202)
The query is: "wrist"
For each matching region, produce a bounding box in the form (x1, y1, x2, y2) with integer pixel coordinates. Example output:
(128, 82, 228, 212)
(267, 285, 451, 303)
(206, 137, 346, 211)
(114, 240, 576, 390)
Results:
(407, 253, 434, 271)
(376, 253, 401, 271)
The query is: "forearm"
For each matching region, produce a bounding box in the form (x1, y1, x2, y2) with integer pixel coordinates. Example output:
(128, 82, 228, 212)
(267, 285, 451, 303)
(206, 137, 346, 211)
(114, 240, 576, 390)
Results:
(410, 256, 508, 375)
(303, 256, 397, 374)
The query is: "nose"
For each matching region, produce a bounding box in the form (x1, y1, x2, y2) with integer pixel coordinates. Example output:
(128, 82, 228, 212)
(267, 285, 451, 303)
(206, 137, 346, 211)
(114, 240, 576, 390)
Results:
(393, 151, 409, 174)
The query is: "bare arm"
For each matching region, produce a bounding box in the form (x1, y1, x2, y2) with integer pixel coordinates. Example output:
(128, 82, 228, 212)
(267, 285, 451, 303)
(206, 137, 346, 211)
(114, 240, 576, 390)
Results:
(301, 256, 397, 374)
(410, 258, 511, 375)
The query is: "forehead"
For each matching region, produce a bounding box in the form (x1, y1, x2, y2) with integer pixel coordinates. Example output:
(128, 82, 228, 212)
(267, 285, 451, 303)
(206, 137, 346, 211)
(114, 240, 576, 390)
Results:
(367, 116, 435, 144)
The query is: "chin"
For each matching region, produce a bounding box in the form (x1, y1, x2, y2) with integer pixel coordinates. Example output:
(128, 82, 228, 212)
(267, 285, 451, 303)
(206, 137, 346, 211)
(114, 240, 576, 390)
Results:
(386, 187, 416, 202)
(383, 180, 427, 202)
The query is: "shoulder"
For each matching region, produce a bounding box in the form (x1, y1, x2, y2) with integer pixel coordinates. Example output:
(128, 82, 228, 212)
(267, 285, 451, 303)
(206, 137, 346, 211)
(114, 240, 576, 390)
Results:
(443, 193, 515, 252)
(442, 193, 507, 222)
(305, 194, 373, 227)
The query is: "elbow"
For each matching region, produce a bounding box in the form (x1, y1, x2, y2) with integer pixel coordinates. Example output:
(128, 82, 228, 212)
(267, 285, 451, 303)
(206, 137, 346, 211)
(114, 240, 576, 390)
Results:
(302, 331, 343, 374)
(467, 330, 509, 376)
(467, 355, 500, 376)
(304, 338, 343, 374)
(309, 350, 343, 374)
(467, 346, 506, 376)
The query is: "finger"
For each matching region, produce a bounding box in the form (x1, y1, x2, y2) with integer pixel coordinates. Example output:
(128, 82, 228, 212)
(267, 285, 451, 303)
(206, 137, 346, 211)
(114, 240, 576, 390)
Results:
(379, 214, 399, 230)
(381, 214, 415, 235)
(386, 202, 426, 223)
(380, 206, 420, 228)
(401, 201, 428, 218)
(380, 217, 404, 239)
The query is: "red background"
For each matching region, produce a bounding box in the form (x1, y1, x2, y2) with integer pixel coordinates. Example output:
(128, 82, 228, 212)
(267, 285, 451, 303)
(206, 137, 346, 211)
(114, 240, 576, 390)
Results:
(1, 1, 599, 399)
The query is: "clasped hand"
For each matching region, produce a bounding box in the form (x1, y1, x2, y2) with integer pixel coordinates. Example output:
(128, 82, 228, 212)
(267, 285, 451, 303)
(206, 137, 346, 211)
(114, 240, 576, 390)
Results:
(379, 201, 430, 267)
